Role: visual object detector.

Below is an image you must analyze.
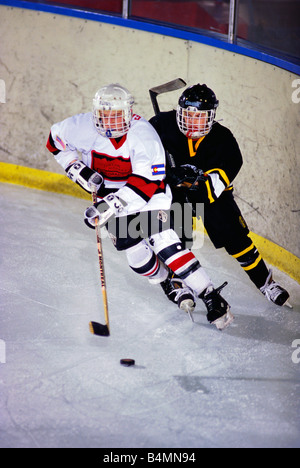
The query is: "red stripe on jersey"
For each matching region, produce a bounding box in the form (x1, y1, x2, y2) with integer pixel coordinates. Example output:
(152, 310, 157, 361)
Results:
(46, 133, 58, 154)
(91, 151, 132, 181)
(126, 174, 165, 201)
(168, 251, 196, 273)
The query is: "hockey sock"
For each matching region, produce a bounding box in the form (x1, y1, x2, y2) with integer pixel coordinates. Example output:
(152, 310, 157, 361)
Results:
(125, 240, 168, 284)
(150, 229, 212, 295)
(231, 242, 269, 289)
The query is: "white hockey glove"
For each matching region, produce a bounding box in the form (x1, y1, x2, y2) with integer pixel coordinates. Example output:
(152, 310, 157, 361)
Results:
(84, 193, 127, 229)
(66, 161, 103, 195)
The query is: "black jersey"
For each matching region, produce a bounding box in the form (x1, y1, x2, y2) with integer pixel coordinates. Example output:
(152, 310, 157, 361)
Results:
(150, 110, 243, 204)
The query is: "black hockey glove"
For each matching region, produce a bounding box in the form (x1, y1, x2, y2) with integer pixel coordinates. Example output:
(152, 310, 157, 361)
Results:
(66, 161, 104, 196)
(167, 164, 207, 191)
(84, 193, 127, 229)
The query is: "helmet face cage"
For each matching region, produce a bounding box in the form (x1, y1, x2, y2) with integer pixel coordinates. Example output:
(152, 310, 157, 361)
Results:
(176, 106, 216, 138)
(93, 84, 134, 138)
(176, 84, 219, 138)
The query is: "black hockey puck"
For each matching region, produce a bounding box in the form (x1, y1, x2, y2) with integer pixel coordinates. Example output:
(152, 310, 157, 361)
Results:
(120, 358, 135, 367)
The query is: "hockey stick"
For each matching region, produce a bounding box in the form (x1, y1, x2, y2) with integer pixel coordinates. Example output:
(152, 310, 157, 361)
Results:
(89, 187, 110, 337)
(149, 78, 186, 168)
(149, 78, 195, 322)
(149, 78, 186, 116)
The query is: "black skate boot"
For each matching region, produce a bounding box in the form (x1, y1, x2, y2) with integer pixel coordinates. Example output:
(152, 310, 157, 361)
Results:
(161, 273, 196, 319)
(199, 282, 234, 330)
(260, 270, 291, 307)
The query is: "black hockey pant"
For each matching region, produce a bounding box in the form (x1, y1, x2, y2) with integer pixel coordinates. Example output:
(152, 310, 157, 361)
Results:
(175, 190, 269, 289)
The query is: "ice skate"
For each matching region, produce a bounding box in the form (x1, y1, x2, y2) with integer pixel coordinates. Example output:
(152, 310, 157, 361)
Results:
(200, 282, 233, 330)
(161, 273, 196, 320)
(260, 270, 291, 307)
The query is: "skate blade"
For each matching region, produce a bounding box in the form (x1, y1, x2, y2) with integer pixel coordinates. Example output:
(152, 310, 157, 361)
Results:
(212, 309, 234, 330)
(180, 299, 195, 322)
(284, 300, 293, 309)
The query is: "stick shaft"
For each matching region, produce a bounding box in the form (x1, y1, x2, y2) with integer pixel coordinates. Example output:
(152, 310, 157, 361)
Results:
(92, 190, 110, 330)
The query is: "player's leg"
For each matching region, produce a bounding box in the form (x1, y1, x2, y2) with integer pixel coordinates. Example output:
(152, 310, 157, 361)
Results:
(106, 214, 196, 312)
(149, 228, 233, 329)
(227, 238, 290, 306)
(204, 192, 290, 306)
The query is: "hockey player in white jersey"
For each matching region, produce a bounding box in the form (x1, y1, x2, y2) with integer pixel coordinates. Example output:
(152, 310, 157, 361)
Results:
(46, 83, 233, 329)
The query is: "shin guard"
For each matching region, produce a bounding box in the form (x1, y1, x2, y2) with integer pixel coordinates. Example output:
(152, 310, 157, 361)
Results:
(150, 230, 212, 295)
(126, 240, 168, 284)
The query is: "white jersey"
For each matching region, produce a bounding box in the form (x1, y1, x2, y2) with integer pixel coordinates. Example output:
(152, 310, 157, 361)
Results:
(47, 112, 172, 215)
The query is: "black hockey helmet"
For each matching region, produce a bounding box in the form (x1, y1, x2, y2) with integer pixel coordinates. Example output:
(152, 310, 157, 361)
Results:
(177, 84, 219, 138)
(178, 84, 219, 111)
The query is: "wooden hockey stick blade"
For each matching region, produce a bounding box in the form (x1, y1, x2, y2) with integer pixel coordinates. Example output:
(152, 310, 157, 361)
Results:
(89, 321, 110, 336)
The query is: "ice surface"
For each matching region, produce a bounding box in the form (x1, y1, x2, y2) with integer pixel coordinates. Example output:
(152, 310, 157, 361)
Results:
(0, 183, 299, 448)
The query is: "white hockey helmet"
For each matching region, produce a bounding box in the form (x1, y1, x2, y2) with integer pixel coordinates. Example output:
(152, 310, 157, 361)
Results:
(93, 83, 134, 138)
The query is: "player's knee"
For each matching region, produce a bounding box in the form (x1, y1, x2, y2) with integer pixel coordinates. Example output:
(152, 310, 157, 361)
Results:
(125, 240, 167, 282)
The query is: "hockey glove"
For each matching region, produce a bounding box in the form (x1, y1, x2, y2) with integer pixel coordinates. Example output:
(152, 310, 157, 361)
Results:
(84, 193, 127, 229)
(168, 164, 207, 190)
(66, 161, 104, 196)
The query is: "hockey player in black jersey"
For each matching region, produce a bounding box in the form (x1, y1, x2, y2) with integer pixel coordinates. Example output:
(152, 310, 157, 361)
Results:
(150, 83, 290, 307)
